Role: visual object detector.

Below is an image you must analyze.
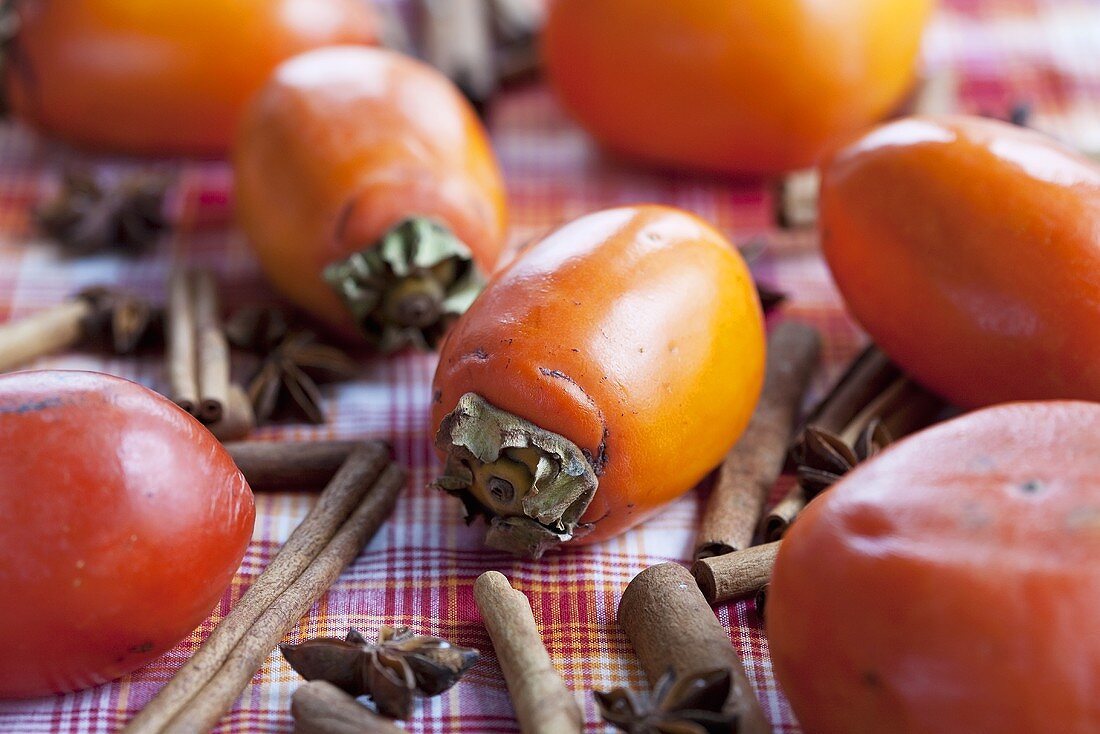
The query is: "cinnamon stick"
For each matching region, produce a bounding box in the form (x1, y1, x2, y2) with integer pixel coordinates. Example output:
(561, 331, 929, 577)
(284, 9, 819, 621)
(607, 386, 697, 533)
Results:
(774, 169, 819, 230)
(695, 322, 820, 559)
(0, 298, 91, 372)
(166, 268, 199, 415)
(693, 541, 781, 605)
(474, 571, 583, 734)
(802, 344, 900, 435)
(760, 484, 806, 543)
(123, 442, 392, 734)
(207, 384, 255, 442)
(192, 269, 230, 424)
(291, 681, 405, 734)
(618, 563, 771, 734)
(223, 440, 361, 491)
(159, 461, 405, 734)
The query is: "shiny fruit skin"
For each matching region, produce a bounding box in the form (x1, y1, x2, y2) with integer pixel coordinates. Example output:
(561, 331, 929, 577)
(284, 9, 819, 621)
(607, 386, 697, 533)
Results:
(0, 371, 255, 698)
(821, 115, 1100, 408)
(235, 46, 507, 337)
(768, 401, 1100, 734)
(542, 0, 933, 174)
(432, 205, 765, 545)
(5, 0, 378, 155)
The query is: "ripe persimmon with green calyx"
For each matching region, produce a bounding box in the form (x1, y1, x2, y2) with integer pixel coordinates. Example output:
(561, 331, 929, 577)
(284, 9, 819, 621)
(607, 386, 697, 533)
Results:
(235, 46, 507, 352)
(430, 205, 765, 557)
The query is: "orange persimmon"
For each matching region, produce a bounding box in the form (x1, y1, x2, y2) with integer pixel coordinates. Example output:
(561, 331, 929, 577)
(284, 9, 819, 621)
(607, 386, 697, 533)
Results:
(3, 0, 378, 156)
(769, 401, 1100, 734)
(542, 0, 934, 175)
(430, 205, 765, 557)
(820, 115, 1100, 408)
(235, 46, 507, 351)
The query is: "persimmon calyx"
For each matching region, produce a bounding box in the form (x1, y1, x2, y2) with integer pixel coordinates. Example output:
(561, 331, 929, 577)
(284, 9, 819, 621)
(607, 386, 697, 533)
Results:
(431, 392, 598, 558)
(324, 217, 484, 353)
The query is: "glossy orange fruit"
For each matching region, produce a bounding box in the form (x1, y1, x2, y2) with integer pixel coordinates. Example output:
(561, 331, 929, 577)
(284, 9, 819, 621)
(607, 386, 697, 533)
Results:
(4, 0, 378, 155)
(430, 205, 765, 556)
(542, 0, 933, 174)
(0, 371, 254, 698)
(821, 115, 1100, 408)
(769, 400, 1100, 734)
(235, 46, 507, 350)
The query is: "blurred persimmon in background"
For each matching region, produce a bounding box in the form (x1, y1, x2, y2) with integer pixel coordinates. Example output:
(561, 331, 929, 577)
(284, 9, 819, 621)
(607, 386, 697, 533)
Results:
(2, 0, 378, 156)
(542, 0, 934, 175)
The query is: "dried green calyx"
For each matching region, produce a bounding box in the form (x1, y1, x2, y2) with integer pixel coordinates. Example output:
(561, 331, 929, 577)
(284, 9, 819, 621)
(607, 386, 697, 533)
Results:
(324, 217, 484, 353)
(431, 392, 599, 558)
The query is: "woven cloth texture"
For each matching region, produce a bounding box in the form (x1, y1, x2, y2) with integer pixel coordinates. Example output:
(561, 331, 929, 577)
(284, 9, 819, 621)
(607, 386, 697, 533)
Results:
(1, 0, 1099, 731)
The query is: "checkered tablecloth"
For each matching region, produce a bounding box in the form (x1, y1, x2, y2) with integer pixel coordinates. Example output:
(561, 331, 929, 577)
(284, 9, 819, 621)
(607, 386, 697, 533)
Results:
(1, 0, 1098, 731)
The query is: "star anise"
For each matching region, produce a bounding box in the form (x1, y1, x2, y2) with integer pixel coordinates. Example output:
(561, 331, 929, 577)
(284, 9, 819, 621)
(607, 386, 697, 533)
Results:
(756, 283, 786, 314)
(794, 420, 892, 497)
(35, 170, 171, 256)
(595, 669, 737, 734)
(280, 626, 479, 719)
(245, 330, 358, 425)
(77, 287, 162, 354)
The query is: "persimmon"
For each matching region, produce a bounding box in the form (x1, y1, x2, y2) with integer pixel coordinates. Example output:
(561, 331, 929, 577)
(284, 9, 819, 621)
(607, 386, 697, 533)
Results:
(2, 0, 378, 155)
(542, 0, 933, 175)
(768, 401, 1100, 734)
(430, 205, 765, 557)
(0, 371, 254, 698)
(235, 46, 507, 351)
(820, 115, 1100, 408)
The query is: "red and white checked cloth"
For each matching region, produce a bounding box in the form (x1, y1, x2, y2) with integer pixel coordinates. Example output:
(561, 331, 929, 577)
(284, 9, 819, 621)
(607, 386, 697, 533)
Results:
(1, 0, 1099, 731)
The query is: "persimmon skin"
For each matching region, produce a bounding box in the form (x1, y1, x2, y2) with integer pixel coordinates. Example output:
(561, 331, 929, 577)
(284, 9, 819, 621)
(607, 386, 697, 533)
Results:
(768, 401, 1100, 734)
(542, 0, 933, 174)
(0, 371, 255, 698)
(235, 46, 507, 338)
(432, 205, 765, 545)
(4, 0, 377, 156)
(821, 115, 1100, 408)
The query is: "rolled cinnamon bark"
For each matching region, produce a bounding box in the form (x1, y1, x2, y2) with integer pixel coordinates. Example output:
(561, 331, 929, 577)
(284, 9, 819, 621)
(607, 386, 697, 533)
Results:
(166, 268, 200, 415)
(191, 269, 230, 424)
(291, 681, 405, 734)
(421, 0, 496, 107)
(695, 322, 820, 559)
(802, 345, 900, 435)
(474, 571, 583, 734)
(760, 484, 806, 543)
(123, 442, 392, 734)
(223, 440, 362, 491)
(618, 563, 772, 734)
(693, 541, 781, 605)
(0, 298, 91, 373)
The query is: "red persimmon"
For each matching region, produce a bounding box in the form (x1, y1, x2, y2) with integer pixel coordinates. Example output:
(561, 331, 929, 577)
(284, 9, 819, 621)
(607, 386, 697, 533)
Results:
(0, 371, 255, 698)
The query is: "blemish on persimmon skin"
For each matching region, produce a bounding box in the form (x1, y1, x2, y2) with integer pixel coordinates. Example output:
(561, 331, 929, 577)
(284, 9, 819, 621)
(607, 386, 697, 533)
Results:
(0, 397, 63, 415)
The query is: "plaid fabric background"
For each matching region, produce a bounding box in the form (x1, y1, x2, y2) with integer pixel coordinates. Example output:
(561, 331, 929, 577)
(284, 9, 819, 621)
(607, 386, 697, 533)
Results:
(1, 0, 1099, 731)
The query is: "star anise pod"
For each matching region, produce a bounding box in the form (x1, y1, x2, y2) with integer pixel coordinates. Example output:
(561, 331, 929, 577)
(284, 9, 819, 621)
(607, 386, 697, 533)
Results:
(35, 170, 171, 256)
(794, 420, 892, 497)
(755, 283, 786, 314)
(77, 287, 162, 354)
(595, 668, 736, 734)
(244, 329, 358, 425)
(280, 626, 479, 719)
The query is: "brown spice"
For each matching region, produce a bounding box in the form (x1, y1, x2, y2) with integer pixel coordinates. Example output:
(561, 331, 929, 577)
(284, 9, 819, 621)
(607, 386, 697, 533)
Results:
(0, 298, 91, 373)
(693, 541, 781, 606)
(207, 384, 255, 442)
(166, 268, 200, 415)
(223, 440, 361, 491)
(191, 269, 230, 424)
(473, 571, 583, 733)
(760, 484, 806, 543)
(618, 563, 772, 734)
(695, 322, 820, 559)
(595, 668, 736, 733)
(122, 443, 397, 734)
(421, 0, 497, 109)
(291, 680, 406, 734)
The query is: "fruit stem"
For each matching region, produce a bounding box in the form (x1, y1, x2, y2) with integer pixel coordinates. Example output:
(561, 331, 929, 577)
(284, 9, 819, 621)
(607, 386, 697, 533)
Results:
(324, 217, 484, 352)
(431, 392, 599, 558)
